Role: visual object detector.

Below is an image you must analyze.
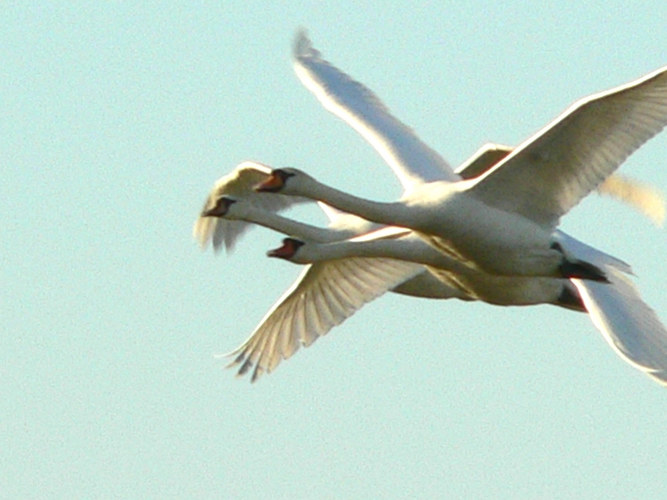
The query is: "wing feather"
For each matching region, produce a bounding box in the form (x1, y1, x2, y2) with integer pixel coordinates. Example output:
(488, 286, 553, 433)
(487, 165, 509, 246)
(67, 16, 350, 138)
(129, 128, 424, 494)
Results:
(293, 30, 457, 189)
(223, 257, 422, 381)
(573, 270, 667, 385)
(470, 66, 667, 227)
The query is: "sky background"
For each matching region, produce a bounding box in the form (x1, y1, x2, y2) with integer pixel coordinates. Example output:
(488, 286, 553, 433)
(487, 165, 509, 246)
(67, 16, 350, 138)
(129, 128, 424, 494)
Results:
(2, 2, 667, 498)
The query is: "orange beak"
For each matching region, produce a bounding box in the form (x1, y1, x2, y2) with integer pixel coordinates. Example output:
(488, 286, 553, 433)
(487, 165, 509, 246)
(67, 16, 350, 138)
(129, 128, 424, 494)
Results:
(201, 197, 235, 217)
(267, 238, 302, 259)
(255, 172, 284, 192)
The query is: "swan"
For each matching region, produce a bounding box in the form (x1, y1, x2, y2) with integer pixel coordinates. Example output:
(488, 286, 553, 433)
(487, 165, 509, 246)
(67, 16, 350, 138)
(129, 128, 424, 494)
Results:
(202, 196, 658, 382)
(196, 32, 665, 381)
(193, 145, 517, 253)
(259, 127, 665, 280)
(201, 190, 667, 384)
(194, 35, 664, 254)
(267, 235, 667, 385)
(265, 232, 582, 309)
(258, 36, 667, 279)
(203, 196, 630, 308)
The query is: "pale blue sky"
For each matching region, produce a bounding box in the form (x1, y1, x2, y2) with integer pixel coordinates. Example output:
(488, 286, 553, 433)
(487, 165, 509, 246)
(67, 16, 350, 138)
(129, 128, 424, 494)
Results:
(2, 2, 667, 498)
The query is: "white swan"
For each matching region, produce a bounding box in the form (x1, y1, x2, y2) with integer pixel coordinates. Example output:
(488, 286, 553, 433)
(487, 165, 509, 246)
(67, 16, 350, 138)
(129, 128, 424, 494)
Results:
(265, 232, 581, 309)
(203, 196, 630, 307)
(193, 145, 515, 253)
(196, 32, 665, 381)
(203, 196, 588, 308)
(259, 36, 667, 279)
(267, 234, 667, 385)
(259, 130, 665, 279)
(202, 193, 667, 384)
(202, 197, 661, 382)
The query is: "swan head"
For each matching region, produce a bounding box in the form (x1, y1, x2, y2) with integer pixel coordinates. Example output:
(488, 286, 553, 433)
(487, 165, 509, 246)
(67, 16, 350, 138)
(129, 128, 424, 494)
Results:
(267, 237, 306, 261)
(254, 168, 313, 195)
(201, 196, 237, 218)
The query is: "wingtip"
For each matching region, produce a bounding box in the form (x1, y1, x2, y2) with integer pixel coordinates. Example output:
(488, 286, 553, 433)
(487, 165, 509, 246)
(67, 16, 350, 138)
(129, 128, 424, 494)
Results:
(192, 217, 213, 251)
(646, 369, 667, 387)
(597, 174, 666, 227)
(236, 358, 253, 378)
(250, 365, 264, 383)
(292, 28, 316, 60)
(215, 351, 259, 383)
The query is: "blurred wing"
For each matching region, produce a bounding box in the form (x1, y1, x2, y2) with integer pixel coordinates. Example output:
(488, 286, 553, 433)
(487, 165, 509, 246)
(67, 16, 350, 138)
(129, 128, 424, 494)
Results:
(573, 270, 667, 385)
(293, 30, 458, 189)
(470, 66, 667, 228)
(596, 174, 665, 226)
(193, 161, 311, 252)
(224, 257, 422, 382)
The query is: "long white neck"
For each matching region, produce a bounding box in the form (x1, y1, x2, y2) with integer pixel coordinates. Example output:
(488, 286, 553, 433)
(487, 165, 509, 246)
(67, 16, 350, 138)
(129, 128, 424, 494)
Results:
(295, 177, 420, 229)
(232, 204, 354, 242)
(295, 235, 470, 275)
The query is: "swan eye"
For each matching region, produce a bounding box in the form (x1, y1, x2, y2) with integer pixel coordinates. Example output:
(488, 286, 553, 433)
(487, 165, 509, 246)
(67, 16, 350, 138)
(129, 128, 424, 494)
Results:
(274, 169, 295, 181)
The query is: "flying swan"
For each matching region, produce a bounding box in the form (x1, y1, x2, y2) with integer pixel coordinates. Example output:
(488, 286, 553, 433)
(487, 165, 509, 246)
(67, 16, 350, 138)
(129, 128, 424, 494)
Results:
(257, 42, 667, 279)
(196, 31, 666, 383)
(203, 197, 667, 385)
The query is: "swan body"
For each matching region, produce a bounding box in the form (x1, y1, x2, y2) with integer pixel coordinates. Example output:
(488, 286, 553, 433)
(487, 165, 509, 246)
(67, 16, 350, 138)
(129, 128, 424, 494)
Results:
(260, 139, 667, 273)
(203, 197, 576, 306)
(203, 196, 630, 306)
(269, 232, 585, 310)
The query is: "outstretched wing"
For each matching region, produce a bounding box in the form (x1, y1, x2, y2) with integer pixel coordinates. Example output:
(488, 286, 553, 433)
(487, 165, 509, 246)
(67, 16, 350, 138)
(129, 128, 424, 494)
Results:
(224, 257, 422, 382)
(573, 270, 667, 385)
(293, 30, 458, 190)
(470, 66, 667, 228)
(456, 143, 665, 224)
